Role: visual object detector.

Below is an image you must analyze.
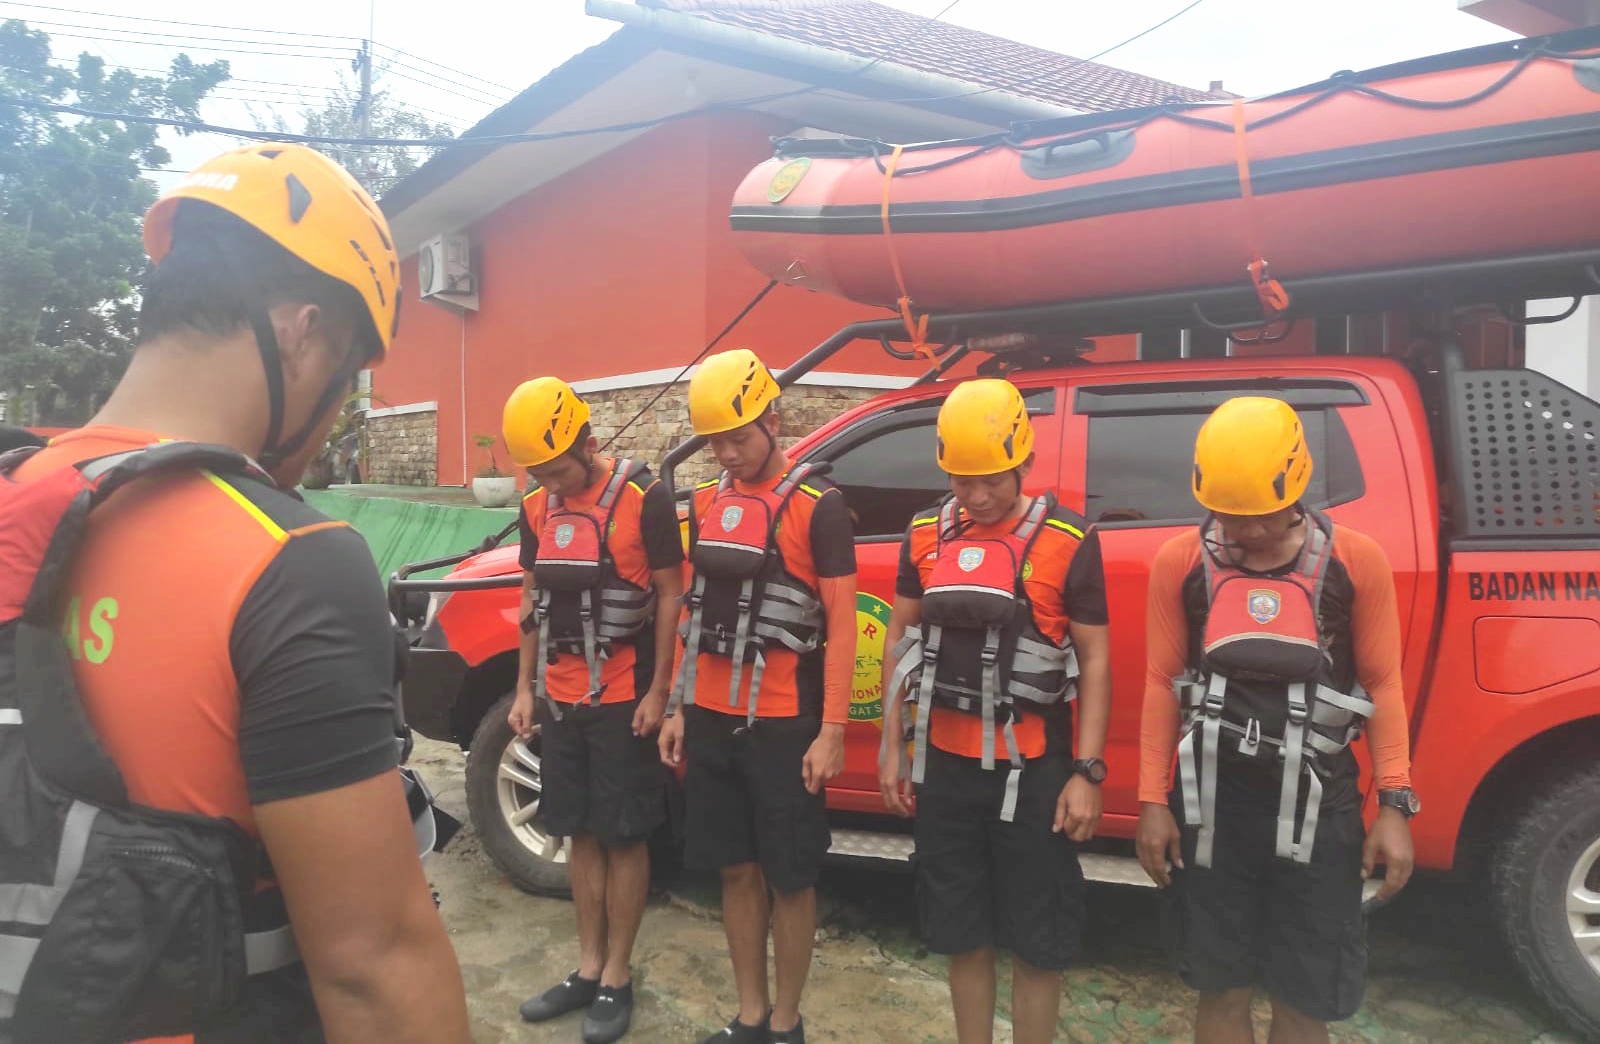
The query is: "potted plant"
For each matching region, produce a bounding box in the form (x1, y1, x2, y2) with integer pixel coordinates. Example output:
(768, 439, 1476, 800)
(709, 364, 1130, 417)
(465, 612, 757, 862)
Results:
(471, 433, 517, 507)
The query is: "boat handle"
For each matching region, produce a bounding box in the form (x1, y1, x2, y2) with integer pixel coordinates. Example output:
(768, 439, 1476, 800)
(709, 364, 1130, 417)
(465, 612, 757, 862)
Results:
(1190, 302, 1298, 346)
(878, 334, 958, 361)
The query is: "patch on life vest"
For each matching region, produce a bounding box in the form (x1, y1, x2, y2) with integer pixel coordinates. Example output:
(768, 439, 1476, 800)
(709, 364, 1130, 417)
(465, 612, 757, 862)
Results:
(1247, 589, 1281, 624)
(720, 505, 744, 532)
(958, 547, 985, 572)
(1021, 559, 1033, 581)
(554, 523, 575, 549)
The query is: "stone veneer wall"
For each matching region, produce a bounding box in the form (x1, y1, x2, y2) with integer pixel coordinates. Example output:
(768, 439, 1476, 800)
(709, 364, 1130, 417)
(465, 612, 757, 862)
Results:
(365, 406, 437, 486)
(582, 381, 880, 488)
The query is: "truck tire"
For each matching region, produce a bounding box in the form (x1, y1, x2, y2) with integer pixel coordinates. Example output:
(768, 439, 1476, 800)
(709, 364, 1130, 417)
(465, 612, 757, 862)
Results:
(464, 693, 572, 898)
(1489, 764, 1600, 1039)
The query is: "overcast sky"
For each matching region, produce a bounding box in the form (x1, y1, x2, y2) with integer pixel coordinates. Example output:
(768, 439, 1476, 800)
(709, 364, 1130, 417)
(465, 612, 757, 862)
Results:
(2, 0, 1518, 191)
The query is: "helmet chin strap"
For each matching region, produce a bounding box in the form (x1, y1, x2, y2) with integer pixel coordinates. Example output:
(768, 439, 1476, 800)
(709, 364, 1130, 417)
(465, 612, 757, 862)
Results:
(251, 311, 361, 473)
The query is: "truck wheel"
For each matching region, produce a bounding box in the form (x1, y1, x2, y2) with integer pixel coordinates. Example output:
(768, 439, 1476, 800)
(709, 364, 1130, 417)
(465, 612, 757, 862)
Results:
(464, 693, 572, 898)
(1489, 764, 1600, 1038)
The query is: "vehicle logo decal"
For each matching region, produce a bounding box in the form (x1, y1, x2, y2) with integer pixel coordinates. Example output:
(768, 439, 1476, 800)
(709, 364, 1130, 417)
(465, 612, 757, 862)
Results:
(1248, 589, 1281, 624)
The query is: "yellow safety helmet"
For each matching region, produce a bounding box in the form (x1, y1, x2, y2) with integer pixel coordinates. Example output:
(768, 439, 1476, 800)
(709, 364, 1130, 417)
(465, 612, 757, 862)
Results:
(688, 348, 781, 436)
(144, 142, 401, 361)
(503, 377, 592, 467)
(1192, 396, 1313, 515)
(936, 378, 1035, 476)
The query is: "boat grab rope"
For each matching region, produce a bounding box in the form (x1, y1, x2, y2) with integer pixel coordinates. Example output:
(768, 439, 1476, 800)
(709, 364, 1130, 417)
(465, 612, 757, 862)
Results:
(1231, 97, 1293, 323)
(881, 144, 936, 359)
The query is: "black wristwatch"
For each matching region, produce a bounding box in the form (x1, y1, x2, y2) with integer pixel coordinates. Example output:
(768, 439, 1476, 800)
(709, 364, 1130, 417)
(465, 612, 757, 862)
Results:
(1071, 757, 1108, 785)
(1377, 787, 1421, 818)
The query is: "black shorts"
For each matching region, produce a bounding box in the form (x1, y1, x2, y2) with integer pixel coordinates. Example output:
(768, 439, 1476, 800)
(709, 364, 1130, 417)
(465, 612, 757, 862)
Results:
(1162, 793, 1367, 1021)
(911, 748, 1085, 971)
(681, 706, 831, 895)
(536, 699, 668, 848)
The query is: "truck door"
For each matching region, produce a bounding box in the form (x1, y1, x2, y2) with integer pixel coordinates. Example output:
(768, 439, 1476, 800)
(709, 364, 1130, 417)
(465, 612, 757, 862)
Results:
(795, 384, 1065, 807)
(1058, 374, 1413, 837)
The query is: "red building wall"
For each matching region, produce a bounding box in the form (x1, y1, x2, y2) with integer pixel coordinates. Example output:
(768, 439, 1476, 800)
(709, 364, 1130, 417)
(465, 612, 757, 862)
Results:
(377, 111, 908, 484)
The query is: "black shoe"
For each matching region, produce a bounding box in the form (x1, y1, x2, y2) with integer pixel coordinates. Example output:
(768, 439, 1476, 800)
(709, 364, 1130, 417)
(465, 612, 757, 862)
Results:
(768, 1015, 805, 1044)
(701, 1013, 769, 1044)
(519, 970, 598, 1023)
(581, 983, 634, 1043)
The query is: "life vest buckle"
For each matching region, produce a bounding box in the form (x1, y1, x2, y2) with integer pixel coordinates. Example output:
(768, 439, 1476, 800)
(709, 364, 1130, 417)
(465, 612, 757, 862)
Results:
(1202, 691, 1225, 717)
(1238, 717, 1262, 757)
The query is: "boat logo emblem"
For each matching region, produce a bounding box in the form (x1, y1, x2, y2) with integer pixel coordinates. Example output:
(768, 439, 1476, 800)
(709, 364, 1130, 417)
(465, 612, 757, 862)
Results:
(554, 524, 575, 549)
(1247, 589, 1281, 624)
(721, 506, 744, 532)
(767, 157, 812, 204)
(958, 547, 986, 572)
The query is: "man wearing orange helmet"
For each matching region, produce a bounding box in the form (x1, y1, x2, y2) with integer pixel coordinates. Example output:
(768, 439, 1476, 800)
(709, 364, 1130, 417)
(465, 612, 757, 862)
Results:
(878, 378, 1111, 1044)
(1137, 396, 1416, 1044)
(2, 144, 468, 1042)
(501, 376, 684, 1044)
(658, 348, 856, 1044)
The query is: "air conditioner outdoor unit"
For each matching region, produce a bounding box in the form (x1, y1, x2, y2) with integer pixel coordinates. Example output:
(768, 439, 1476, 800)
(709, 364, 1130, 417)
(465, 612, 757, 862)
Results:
(417, 233, 478, 309)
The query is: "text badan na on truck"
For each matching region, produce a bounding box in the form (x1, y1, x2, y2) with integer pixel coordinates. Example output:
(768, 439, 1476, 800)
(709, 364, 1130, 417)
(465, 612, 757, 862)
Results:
(389, 28, 1600, 1040)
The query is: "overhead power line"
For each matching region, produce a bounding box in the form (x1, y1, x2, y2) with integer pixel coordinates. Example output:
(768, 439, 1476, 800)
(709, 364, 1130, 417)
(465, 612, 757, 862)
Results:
(0, 1, 362, 42)
(13, 16, 357, 52)
(375, 43, 514, 95)
(33, 29, 346, 61)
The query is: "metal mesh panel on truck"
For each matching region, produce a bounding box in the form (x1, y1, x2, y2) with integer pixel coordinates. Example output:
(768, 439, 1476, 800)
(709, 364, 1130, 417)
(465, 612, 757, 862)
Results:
(1450, 370, 1600, 537)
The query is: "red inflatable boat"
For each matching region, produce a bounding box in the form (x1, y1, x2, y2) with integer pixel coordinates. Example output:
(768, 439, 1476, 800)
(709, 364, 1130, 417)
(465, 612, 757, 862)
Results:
(730, 30, 1600, 315)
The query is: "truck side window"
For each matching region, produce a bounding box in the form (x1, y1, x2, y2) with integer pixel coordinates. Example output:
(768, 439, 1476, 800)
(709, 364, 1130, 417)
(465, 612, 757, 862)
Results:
(819, 420, 948, 539)
(813, 387, 1057, 540)
(1084, 407, 1364, 525)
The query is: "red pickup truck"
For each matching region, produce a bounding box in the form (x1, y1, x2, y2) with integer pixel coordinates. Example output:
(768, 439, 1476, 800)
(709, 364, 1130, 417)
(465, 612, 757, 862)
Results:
(391, 263, 1600, 1038)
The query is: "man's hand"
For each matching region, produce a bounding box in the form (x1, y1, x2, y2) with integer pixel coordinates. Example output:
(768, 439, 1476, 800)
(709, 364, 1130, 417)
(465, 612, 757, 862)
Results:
(658, 713, 684, 768)
(632, 686, 667, 738)
(879, 738, 914, 817)
(1136, 801, 1184, 887)
(507, 684, 536, 739)
(1053, 775, 1102, 842)
(1362, 806, 1415, 901)
(802, 723, 845, 795)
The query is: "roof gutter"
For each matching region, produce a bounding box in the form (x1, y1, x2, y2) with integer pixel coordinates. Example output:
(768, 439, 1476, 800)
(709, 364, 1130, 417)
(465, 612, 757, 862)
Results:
(584, 0, 1079, 122)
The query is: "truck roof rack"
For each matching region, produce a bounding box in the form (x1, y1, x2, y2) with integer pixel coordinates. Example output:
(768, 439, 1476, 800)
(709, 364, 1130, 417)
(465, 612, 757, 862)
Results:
(660, 247, 1600, 491)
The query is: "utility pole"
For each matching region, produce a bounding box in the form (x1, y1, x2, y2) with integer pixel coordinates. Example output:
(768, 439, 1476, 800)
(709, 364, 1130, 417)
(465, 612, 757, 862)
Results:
(355, 40, 373, 193)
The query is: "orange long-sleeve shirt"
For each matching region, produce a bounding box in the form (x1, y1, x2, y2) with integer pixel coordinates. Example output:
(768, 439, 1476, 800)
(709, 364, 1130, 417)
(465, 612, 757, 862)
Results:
(1138, 524, 1412, 805)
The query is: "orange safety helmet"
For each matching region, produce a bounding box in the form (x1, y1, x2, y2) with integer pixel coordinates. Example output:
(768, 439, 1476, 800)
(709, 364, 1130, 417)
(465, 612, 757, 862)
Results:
(503, 377, 592, 468)
(1192, 396, 1314, 515)
(688, 349, 781, 436)
(143, 142, 401, 362)
(935, 378, 1035, 476)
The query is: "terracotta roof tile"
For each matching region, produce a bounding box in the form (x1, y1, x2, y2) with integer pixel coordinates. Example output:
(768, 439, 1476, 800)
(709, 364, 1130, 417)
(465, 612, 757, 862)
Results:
(640, 0, 1226, 111)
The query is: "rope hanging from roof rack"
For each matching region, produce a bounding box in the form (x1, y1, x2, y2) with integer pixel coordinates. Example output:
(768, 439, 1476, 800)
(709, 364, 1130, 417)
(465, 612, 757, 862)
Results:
(1230, 97, 1292, 328)
(880, 144, 935, 360)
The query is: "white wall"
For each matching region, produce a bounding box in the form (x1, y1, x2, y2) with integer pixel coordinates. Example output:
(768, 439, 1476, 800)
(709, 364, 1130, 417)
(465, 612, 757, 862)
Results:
(1525, 297, 1600, 401)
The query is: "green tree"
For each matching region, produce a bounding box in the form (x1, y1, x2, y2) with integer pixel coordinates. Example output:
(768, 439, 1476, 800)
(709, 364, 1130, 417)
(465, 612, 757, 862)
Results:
(258, 68, 454, 196)
(0, 19, 228, 425)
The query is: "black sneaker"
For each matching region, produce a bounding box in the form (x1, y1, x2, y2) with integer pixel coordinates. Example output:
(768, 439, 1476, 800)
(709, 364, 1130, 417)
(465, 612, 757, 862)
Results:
(581, 983, 634, 1043)
(518, 970, 598, 1023)
(768, 1014, 805, 1044)
(701, 1014, 769, 1044)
